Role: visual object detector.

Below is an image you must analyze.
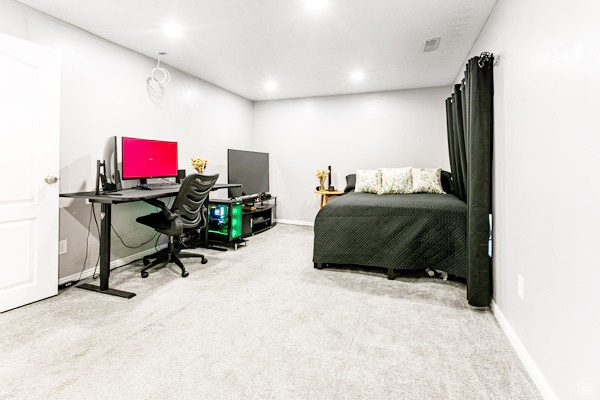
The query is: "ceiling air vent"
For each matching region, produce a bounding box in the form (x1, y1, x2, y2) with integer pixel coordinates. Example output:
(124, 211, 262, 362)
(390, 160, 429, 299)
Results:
(423, 38, 441, 52)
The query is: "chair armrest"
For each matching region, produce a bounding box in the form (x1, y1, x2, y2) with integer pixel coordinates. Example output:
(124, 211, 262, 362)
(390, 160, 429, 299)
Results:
(144, 199, 179, 220)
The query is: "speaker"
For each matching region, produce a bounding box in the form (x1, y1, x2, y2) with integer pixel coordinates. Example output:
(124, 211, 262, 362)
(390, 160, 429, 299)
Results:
(176, 169, 186, 183)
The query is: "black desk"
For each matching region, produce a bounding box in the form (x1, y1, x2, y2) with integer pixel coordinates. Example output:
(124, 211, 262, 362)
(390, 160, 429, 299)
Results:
(60, 183, 240, 298)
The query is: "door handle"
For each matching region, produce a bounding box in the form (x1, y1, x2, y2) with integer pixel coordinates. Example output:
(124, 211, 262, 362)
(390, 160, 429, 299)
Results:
(45, 176, 59, 184)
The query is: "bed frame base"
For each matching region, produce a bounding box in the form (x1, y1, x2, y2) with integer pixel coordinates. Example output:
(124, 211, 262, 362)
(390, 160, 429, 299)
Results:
(314, 263, 396, 280)
(314, 263, 451, 283)
(387, 268, 394, 280)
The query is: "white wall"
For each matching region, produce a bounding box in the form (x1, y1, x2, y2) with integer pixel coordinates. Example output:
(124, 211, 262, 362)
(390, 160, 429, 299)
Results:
(0, 0, 254, 280)
(460, 0, 600, 398)
(253, 87, 451, 223)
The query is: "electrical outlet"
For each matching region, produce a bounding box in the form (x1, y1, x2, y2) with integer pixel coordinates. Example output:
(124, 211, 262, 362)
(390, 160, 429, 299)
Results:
(59, 239, 68, 255)
(517, 275, 525, 300)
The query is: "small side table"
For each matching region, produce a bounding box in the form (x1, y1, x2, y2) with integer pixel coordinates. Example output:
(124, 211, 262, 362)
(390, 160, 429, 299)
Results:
(315, 189, 344, 208)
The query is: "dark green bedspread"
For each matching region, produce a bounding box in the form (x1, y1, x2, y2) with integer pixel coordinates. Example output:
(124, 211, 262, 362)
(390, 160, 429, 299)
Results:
(312, 191, 467, 278)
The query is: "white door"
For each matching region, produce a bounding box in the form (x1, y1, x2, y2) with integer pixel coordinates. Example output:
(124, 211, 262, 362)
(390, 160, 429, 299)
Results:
(0, 33, 60, 313)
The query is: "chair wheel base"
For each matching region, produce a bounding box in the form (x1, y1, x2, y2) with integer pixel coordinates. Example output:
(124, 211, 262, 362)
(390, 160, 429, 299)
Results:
(138, 241, 204, 279)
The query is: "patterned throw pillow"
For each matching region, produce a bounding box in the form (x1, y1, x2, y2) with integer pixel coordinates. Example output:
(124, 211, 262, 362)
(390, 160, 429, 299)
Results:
(378, 167, 413, 195)
(412, 168, 445, 194)
(355, 169, 381, 193)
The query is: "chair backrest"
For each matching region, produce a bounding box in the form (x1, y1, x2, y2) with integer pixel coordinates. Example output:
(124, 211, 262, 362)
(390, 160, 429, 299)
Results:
(172, 173, 219, 229)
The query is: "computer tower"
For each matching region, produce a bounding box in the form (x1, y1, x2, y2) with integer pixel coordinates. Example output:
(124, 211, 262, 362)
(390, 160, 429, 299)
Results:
(207, 200, 243, 243)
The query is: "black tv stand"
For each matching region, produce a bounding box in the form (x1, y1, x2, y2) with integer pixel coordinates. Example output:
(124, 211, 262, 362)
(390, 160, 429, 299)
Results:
(241, 196, 277, 237)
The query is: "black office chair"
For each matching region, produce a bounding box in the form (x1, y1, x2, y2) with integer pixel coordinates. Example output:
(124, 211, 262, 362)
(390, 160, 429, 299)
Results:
(136, 173, 219, 278)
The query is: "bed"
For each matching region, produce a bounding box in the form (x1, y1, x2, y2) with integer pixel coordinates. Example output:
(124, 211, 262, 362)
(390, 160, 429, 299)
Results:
(312, 178, 467, 280)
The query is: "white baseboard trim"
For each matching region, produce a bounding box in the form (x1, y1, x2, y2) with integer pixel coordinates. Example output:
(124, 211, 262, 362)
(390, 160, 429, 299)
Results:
(275, 219, 314, 227)
(491, 299, 558, 400)
(58, 245, 165, 286)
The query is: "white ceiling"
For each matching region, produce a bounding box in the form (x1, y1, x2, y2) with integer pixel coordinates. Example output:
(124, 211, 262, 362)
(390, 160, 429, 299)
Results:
(17, 0, 497, 101)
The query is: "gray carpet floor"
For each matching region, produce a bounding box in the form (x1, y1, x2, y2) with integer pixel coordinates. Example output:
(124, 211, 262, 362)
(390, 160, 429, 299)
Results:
(0, 224, 540, 400)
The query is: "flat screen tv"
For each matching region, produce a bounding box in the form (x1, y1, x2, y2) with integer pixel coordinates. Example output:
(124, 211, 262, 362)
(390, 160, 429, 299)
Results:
(121, 137, 178, 184)
(227, 149, 269, 198)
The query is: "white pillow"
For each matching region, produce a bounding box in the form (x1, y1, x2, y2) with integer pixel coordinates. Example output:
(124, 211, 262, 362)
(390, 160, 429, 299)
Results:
(378, 167, 413, 195)
(355, 169, 381, 193)
(412, 168, 445, 194)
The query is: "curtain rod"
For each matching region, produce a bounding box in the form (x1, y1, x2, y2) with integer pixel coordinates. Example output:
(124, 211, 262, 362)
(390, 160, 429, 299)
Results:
(478, 52, 501, 68)
(478, 52, 493, 68)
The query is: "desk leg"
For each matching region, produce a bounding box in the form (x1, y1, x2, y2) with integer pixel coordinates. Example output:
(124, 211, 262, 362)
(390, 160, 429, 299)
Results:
(77, 203, 136, 299)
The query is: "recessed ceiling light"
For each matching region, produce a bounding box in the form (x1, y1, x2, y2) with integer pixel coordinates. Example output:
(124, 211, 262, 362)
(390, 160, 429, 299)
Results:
(265, 81, 277, 91)
(163, 23, 183, 38)
(306, 0, 329, 11)
(350, 71, 365, 82)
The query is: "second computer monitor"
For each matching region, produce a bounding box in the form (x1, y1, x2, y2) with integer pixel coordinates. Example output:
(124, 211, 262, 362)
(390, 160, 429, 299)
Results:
(121, 137, 178, 183)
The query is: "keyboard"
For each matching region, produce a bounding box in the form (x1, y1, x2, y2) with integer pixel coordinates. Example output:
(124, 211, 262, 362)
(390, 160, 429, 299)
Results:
(139, 183, 180, 190)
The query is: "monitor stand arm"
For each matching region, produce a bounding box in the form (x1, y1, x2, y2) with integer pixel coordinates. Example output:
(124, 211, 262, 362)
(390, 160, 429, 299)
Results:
(95, 160, 107, 195)
(137, 178, 151, 190)
(95, 160, 118, 194)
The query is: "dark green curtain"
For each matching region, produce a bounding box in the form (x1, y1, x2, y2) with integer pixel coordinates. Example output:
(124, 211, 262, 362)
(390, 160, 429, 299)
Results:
(446, 85, 467, 201)
(446, 53, 494, 307)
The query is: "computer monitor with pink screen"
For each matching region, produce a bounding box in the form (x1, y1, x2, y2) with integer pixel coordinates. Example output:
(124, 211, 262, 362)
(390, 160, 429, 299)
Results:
(121, 137, 178, 185)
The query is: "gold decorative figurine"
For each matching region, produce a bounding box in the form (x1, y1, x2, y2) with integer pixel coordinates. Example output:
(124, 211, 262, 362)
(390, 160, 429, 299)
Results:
(192, 158, 208, 174)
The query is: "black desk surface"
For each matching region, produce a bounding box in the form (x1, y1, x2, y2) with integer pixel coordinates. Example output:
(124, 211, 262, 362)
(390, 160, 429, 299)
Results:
(59, 182, 242, 298)
(60, 183, 241, 204)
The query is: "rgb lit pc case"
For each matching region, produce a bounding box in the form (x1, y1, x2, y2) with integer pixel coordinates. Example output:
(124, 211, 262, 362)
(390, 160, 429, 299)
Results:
(208, 200, 242, 242)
